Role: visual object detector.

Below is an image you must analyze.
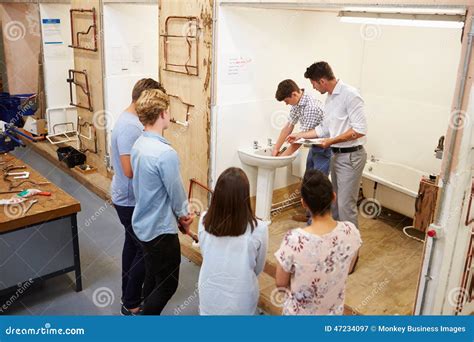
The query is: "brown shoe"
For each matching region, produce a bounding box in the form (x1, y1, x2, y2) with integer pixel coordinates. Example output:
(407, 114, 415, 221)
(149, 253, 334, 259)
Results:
(292, 214, 308, 222)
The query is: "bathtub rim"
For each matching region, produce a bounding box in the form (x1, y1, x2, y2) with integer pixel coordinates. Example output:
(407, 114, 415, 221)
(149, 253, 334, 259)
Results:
(362, 159, 431, 198)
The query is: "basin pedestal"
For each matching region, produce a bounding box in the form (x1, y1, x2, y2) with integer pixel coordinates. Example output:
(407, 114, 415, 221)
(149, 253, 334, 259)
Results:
(238, 147, 298, 224)
(255, 168, 276, 222)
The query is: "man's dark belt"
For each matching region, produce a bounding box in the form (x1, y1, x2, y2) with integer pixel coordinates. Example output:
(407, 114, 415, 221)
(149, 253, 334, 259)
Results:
(331, 145, 364, 154)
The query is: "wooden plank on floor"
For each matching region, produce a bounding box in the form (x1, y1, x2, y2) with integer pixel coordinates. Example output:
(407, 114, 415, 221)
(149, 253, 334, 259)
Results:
(23, 140, 111, 201)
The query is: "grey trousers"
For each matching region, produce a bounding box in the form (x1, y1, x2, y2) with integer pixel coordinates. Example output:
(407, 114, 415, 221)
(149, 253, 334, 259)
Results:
(330, 148, 367, 228)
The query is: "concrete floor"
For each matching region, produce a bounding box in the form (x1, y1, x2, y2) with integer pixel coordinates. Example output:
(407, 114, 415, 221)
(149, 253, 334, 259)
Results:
(2, 146, 200, 315)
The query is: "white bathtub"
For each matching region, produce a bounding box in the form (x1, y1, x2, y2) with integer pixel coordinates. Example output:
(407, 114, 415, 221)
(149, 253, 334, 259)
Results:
(361, 159, 430, 218)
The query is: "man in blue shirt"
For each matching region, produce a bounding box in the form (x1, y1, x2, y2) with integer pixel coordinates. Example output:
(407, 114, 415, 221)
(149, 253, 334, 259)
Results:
(111, 78, 166, 316)
(131, 88, 194, 315)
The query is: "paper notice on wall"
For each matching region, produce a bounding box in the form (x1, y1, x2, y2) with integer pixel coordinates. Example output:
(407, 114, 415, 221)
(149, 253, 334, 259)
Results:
(42, 19, 63, 45)
(108, 45, 144, 76)
(42, 18, 66, 58)
(130, 44, 145, 73)
(221, 55, 254, 85)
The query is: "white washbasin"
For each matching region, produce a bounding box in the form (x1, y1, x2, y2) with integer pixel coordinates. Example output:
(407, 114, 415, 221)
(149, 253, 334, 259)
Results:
(238, 147, 299, 222)
(238, 147, 298, 169)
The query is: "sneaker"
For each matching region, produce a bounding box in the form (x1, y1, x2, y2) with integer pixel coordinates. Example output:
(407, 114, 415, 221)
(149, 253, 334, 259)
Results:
(121, 304, 142, 316)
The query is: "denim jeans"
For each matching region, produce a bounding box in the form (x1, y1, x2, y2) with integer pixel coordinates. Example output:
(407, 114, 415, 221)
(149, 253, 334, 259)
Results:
(306, 146, 332, 224)
(306, 145, 332, 176)
(114, 204, 146, 309)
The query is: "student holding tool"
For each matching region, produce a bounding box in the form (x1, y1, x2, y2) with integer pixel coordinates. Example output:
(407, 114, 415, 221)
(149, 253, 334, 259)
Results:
(131, 88, 194, 315)
(274, 79, 331, 222)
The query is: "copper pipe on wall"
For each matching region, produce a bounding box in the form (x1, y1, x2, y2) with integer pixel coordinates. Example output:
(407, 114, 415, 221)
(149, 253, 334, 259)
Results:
(69, 8, 98, 52)
(188, 178, 213, 203)
(168, 94, 194, 127)
(162, 16, 200, 76)
(67, 70, 93, 112)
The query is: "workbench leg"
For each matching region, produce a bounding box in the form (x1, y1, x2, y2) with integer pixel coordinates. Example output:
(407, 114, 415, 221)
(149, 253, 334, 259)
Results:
(71, 215, 82, 292)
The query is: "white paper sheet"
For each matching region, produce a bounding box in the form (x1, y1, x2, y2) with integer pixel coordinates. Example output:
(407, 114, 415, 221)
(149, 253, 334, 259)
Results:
(221, 55, 254, 85)
(295, 138, 326, 145)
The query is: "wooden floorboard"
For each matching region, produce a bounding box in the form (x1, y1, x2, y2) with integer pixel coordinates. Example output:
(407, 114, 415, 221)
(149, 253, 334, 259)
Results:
(25, 140, 424, 315)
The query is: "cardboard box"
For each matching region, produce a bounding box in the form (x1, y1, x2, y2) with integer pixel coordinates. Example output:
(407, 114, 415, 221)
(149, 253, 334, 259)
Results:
(23, 117, 47, 136)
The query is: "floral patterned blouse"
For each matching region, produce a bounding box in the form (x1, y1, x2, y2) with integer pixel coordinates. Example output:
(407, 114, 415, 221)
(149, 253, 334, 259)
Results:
(275, 222, 362, 315)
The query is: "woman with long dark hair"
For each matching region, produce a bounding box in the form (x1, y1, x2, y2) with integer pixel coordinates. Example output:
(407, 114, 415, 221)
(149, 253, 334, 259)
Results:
(198, 167, 268, 315)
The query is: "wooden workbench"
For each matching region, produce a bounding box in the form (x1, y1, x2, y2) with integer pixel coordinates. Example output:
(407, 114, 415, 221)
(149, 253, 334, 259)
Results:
(0, 153, 82, 296)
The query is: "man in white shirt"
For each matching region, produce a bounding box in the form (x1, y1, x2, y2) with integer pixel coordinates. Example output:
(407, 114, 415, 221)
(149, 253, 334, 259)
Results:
(288, 62, 367, 232)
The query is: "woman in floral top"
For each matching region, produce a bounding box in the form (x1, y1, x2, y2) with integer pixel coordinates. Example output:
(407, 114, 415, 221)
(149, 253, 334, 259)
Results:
(275, 170, 362, 315)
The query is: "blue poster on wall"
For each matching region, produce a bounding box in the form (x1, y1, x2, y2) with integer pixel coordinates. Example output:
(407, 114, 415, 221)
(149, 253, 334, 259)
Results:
(42, 18, 62, 45)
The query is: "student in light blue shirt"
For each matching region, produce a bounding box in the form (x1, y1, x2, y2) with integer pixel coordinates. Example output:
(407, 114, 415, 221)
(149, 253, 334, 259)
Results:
(198, 167, 268, 315)
(110, 78, 166, 316)
(131, 88, 194, 315)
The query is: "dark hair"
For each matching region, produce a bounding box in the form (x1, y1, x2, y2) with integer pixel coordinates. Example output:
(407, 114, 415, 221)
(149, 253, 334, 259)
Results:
(132, 78, 166, 102)
(275, 79, 300, 102)
(301, 169, 334, 216)
(304, 62, 336, 81)
(203, 167, 257, 237)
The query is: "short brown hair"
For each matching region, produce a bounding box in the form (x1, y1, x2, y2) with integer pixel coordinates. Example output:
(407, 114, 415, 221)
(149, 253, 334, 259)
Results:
(275, 79, 300, 102)
(131, 78, 166, 102)
(135, 89, 170, 126)
(304, 62, 336, 81)
(203, 167, 257, 237)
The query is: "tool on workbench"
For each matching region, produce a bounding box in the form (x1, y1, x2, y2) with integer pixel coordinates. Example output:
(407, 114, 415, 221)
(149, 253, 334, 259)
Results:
(0, 121, 37, 154)
(7, 180, 50, 191)
(0, 197, 26, 206)
(0, 190, 24, 195)
(2, 165, 26, 173)
(17, 189, 51, 198)
(22, 199, 38, 216)
(5, 171, 29, 179)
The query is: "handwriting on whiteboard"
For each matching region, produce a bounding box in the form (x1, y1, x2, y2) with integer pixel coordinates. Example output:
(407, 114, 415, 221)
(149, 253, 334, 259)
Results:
(222, 55, 254, 84)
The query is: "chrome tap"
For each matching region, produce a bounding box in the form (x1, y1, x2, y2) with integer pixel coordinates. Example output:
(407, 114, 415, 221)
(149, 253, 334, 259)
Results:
(370, 155, 379, 163)
(253, 140, 261, 150)
(267, 138, 274, 147)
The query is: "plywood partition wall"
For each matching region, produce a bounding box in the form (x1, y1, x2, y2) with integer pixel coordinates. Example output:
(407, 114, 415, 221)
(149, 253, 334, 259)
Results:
(159, 0, 214, 213)
(70, 0, 108, 175)
(0, 2, 41, 95)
